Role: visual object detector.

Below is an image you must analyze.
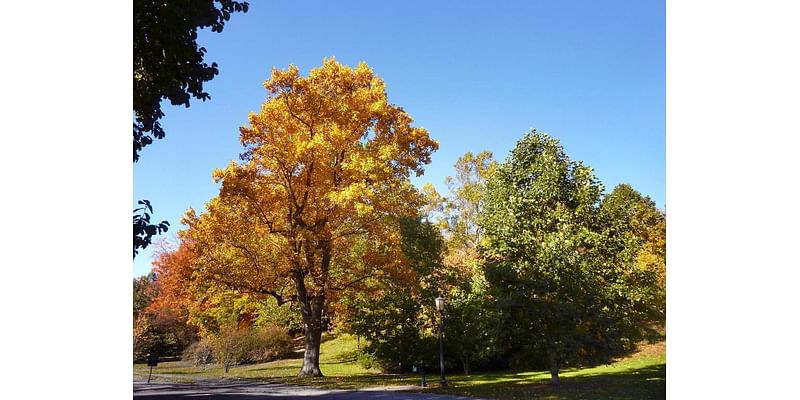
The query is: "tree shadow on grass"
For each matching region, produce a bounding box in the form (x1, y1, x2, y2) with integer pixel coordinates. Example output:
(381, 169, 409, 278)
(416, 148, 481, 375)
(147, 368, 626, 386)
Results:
(285, 350, 305, 359)
(154, 370, 208, 376)
(329, 349, 359, 364)
(243, 364, 299, 375)
(427, 363, 665, 400)
(252, 373, 420, 390)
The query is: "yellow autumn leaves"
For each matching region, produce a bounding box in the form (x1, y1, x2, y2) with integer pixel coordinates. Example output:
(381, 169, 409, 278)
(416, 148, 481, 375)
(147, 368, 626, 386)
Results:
(178, 57, 438, 308)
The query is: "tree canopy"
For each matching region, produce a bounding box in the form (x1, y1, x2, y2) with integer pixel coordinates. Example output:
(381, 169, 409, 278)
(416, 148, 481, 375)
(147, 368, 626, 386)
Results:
(133, 200, 169, 258)
(419, 151, 499, 374)
(133, 0, 249, 161)
(167, 59, 438, 377)
(480, 130, 657, 384)
(137, 54, 665, 384)
(345, 216, 451, 373)
(133, 0, 249, 259)
(600, 183, 666, 317)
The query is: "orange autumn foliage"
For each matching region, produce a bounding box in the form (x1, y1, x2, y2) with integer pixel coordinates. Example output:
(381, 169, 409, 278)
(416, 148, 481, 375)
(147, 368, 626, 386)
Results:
(170, 59, 438, 376)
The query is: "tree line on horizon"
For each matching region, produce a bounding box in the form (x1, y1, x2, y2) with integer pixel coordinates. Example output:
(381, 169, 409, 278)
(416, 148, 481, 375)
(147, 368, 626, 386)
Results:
(133, 59, 665, 385)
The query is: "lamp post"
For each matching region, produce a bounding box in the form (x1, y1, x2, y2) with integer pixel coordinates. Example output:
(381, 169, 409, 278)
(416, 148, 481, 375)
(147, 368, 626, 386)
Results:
(435, 295, 448, 387)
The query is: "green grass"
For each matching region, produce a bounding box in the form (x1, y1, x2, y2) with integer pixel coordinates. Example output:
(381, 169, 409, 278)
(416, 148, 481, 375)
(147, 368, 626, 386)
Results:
(423, 345, 665, 400)
(134, 334, 665, 399)
(134, 334, 396, 382)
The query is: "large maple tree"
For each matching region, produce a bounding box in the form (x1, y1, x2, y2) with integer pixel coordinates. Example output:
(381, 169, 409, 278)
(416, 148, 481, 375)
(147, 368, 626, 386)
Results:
(181, 59, 438, 376)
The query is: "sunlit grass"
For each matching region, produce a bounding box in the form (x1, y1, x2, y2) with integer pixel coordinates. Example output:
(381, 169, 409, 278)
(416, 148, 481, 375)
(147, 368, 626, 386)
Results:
(135, 334, 380, 381)
(426, 348, 665, 400)
(135, 333, 665, 399)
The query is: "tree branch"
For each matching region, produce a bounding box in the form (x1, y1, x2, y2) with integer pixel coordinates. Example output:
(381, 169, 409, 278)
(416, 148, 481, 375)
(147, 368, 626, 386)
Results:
(330, 273, 380, 292)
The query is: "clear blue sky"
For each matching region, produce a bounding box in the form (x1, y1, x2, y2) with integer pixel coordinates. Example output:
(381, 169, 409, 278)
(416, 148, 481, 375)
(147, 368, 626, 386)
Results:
(133, 0, 665, 277)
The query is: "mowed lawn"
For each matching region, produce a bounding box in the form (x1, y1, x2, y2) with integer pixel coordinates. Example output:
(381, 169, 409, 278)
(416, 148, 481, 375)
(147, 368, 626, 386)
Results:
(134, 334, 665, 399)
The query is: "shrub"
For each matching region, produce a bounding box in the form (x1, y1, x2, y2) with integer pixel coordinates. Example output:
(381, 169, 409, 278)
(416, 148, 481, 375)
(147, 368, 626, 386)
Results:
(189, 324, 293, 372)
(357, 351, 377, 370)
(212, 326, 251, 372)
(181, 338, 215, 367)
(244, 324, 293, 363)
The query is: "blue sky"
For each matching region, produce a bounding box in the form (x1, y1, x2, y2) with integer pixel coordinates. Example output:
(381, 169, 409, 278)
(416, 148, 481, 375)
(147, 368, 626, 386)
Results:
(133, 0, 665, 277)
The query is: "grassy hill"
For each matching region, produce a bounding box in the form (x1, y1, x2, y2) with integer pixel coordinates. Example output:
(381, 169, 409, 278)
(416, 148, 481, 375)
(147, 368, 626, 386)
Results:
(134, 334, 665, 399)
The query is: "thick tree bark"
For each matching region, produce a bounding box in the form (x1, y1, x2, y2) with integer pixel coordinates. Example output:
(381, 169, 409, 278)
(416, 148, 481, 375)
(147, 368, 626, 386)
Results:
(295, 269, 325, 377)
(290, 231, 331, 377)
(299, 320, 323, 377)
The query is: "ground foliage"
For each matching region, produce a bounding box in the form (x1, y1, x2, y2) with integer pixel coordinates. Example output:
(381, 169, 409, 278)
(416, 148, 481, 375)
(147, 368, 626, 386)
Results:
(134, 334, 665, 399)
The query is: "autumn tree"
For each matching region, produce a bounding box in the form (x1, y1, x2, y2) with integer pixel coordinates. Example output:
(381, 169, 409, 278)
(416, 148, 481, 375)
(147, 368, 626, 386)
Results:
(150, 238, 300, 372)
(133, 272, 160, 360)
(133, 268, 197, 360)
(183, 59, 438, 376)
(420, 151, 498, 373)
(600, 184, 666, 319)
(425, 151, 497, 273)
(481, 130, 654, 384)
(149, 236, 262, 338)
(134, 272, 159, 320)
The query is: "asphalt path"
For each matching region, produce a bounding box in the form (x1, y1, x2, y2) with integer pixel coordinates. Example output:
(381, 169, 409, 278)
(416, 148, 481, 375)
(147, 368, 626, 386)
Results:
(133, 379, 485, 400)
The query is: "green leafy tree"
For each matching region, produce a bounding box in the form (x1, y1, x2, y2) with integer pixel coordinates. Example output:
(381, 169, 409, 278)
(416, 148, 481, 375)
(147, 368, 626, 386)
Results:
(421, 151, 499, 374)
(481, 130, 653, 384)
(443, 276, 499, 374)
(133, 0, 249, 160)
(133, 0, 249, 258)
(345, 217, 452, 373)
(133, 200, 169, 258)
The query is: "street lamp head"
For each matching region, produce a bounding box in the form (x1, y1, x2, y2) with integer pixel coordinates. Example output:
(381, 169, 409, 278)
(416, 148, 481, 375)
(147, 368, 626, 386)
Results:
(435, 295, 444, 312)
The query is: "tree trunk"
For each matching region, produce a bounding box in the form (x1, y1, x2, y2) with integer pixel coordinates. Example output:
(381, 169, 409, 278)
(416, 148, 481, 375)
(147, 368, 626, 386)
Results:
(297, 288, 325, 377)
(549, 357, 560, 385)
(299, 323, 323, 377)
(292, 237, 331, 377)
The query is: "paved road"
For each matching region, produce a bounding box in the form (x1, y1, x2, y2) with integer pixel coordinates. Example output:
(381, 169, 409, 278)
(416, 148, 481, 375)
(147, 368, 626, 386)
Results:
(133, 380, 485, 400)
